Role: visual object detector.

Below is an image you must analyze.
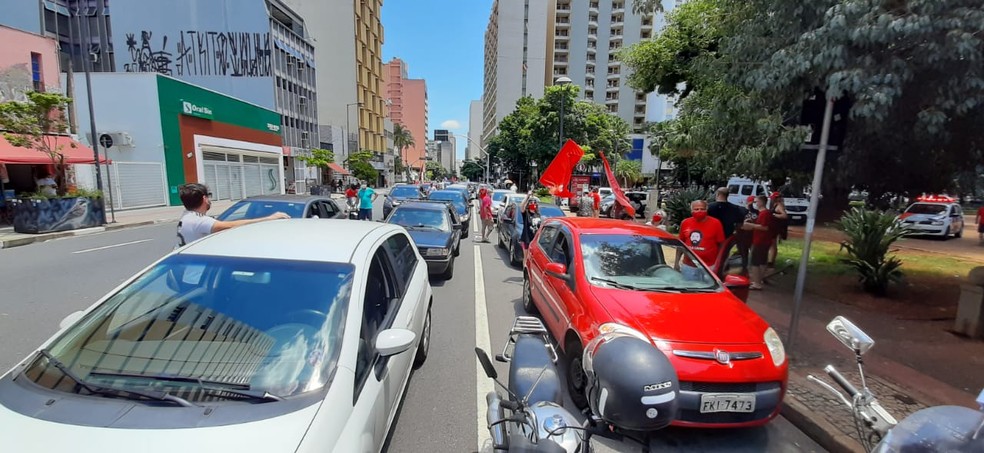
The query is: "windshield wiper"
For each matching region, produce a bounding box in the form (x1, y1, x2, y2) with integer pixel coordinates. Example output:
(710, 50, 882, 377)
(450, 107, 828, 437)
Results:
(88, 371, 283, 403)
(408, 224, 442, 231)
(639, 286, 719, 293)
(36, 350, 195, 407)
(590, 277, 643, 290)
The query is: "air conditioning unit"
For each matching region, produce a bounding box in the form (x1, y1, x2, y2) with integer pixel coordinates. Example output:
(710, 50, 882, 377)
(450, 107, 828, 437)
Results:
(87, 131, 135, 148)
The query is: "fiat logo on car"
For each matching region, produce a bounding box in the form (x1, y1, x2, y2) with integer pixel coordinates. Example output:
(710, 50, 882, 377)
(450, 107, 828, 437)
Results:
(714, 349, 731, 365)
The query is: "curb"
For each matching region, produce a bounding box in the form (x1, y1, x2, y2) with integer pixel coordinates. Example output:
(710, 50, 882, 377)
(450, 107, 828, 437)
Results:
(781, 377, 861, 453)
(0, 219, 172, 250)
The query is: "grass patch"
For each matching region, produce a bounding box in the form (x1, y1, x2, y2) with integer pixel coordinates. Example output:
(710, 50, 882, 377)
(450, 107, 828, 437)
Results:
(777, 239, 976, 279)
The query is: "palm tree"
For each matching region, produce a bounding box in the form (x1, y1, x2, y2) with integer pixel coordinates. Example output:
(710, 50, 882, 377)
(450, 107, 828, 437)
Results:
(393, 124, 415, 181)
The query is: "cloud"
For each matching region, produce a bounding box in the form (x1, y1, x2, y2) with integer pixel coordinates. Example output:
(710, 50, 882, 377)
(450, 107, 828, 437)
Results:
(440, 120, 462, 129)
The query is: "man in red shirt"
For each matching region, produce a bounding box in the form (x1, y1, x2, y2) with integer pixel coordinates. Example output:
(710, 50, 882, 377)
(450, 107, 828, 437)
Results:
(676, 200, 726, 280)
(977, 205, 984, 245)
(591, 187, 602, 218)
(742, 195, 773, 289)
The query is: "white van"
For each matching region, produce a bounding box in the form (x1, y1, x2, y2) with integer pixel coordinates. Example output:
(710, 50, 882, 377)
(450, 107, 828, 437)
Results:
(725, 177, 809, 223)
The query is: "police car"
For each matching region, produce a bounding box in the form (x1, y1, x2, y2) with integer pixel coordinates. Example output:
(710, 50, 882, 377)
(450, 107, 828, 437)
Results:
(898, 195, 965, 239)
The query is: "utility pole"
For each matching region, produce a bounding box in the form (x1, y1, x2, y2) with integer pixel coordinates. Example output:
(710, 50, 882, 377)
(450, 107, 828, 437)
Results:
(77, 8, 113, 223)
(788, 96, 835, 349)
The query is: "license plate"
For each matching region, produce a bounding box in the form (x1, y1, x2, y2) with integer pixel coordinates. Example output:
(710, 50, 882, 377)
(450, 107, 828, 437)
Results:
(699, 394, 755, 413)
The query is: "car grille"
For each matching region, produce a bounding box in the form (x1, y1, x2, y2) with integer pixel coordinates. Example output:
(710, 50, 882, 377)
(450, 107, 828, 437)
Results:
(786, 205, 807, 212)
(679, 381, 781, 393)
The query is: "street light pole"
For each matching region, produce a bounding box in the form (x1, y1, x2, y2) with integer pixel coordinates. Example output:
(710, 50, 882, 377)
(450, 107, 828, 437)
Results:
(555, 77, 573, 147)
(76, 7, 114, 223)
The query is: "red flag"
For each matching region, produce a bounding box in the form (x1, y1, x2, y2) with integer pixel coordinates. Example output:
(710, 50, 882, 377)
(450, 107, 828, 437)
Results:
(599, 151, 636, 217)
(539, 139, 585, 197)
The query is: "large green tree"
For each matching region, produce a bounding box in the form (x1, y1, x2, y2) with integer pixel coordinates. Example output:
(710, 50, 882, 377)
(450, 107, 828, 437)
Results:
(347, 151, 378, 184)
(460, 160, 485, 182)
(621, 0, 984, 207)
(0, 91, 77, 195)
(486, 85, 633, 185)
(392, 123, 415, 180)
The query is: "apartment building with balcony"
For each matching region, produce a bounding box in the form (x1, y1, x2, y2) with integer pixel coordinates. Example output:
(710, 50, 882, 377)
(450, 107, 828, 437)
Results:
(384, 57, 428, 170)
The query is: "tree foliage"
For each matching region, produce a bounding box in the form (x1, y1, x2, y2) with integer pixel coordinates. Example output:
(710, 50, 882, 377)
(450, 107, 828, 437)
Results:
(615, 159, 643, 187)
(621, 0, 984, 204)
(486, 85, 633, 185)
(0, 91, 75, 195)
(460, 160, 485, 182)
(347, 151, 378, 184)
(393, 123, 415, 180)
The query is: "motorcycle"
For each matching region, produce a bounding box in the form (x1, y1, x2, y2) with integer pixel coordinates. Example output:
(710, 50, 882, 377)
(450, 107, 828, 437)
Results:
(346, 197, 359, 220)
(476, 316, 680, 453)
(808, 316, 984, 452)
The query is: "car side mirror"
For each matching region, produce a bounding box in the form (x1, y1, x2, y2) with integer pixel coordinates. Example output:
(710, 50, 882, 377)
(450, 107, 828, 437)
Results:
(723, 274, 750, 288)
(474, 347, 498, 379)
(826, 316, 874, 355)
(375, 329, 417, 357)
(60, 310, 85, 330)
(452, 223, 463, 230)
(545, 262, 570, 280)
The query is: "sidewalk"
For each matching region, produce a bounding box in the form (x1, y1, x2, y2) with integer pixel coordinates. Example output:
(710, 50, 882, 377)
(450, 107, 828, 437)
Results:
(748, 286, 983, 452)
(0, 192, 349, 249)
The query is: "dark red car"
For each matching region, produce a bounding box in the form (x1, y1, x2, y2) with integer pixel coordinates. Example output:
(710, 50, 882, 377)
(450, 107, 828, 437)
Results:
(523, 218, 788, 428)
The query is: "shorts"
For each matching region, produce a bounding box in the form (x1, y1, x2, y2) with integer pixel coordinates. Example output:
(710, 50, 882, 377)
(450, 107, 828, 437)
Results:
(751, 243, 770, 266)
(358, 208, 373, 220)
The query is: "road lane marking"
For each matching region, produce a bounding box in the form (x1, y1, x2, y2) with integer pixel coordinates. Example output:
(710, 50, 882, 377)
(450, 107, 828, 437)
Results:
(475, 245, 493, 452)
(473, 204, 479, 233)
(72, 239, 153, 254)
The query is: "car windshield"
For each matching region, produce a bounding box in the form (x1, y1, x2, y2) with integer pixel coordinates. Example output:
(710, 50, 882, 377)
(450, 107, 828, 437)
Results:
(218, 200, 307, 221)
(579, 234, 721, 292)
(492, 191, 508, 202)
(428, 191, 466, 212)
(22, 254, 353, 401)
(390, 186, 422, 199)
(905, 203, 947, 215)
(388, 207, 450, 231)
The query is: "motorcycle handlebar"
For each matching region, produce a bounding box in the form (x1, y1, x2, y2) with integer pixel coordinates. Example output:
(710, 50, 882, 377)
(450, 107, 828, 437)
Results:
(824, 365, 859, 399)
(500, 400, 521, 411)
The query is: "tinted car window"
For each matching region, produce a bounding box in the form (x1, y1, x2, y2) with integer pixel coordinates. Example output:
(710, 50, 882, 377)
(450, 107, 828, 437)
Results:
(537, 225, 559, 250)
(388, 207, 451, 231)
(390, 186, 422, 199)
(905, 203, 947, 215)
(24, 254, 353, 400)
(384, 233, 418, 286)
(740, 185, 753, 196)
(218, 200, 307, 221)
(429, 191, 467, 213)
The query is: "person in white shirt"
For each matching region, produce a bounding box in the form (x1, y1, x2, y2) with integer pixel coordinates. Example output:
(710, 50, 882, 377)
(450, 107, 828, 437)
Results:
(176, 183, 289, 247)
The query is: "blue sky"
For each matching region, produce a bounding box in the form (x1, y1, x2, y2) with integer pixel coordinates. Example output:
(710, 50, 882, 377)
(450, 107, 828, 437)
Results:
(381, 0, 493, 160)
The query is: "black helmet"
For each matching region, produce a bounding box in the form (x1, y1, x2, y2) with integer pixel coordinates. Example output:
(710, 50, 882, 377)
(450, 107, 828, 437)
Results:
(583, 324, 679, 431)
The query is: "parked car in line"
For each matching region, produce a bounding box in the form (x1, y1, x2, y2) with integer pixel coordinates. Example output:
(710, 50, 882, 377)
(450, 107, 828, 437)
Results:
(217, 195, 346, 221)
(490, 189, 514, 222)
(497, 202, 566, 267)
(386, 184, 425, 208)
(898, 195, 965, 239)
(427, 190, 471, 237)
(386, 201, 462, 280)
(446, 184, 473, 201)
(0, 220, 433, 452)
(523, 218, 787, 428)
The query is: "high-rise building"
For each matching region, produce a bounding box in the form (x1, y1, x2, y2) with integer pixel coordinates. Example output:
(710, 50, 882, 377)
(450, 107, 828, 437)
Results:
(3, 0, 319, 188)
(384, 58, 428, 171)
(482, 0, 550, 146)
(433, 130, 456, 173)
(548, 0, 675, 133)
(467, 99, 482, 162)
(281, 0, 387, 166)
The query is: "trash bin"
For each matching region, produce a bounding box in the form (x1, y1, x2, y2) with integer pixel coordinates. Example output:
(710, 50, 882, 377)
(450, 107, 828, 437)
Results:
(955, 267, 984, 339)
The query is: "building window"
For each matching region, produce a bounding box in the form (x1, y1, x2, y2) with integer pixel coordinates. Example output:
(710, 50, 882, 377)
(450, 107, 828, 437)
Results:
(30, 52, 44, 92)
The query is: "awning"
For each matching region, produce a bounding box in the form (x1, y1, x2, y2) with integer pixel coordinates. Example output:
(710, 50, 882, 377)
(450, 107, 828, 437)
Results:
(0, 135, 108, 164)
(328, 162, 349, 175)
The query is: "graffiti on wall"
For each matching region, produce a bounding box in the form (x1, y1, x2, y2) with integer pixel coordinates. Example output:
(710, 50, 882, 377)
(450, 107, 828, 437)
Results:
(0, 64, 32, 102)
(123, 30, 272, 77)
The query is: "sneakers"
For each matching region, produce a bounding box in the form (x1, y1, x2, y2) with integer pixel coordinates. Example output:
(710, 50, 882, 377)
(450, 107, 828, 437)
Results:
(749, 283, 764, 290)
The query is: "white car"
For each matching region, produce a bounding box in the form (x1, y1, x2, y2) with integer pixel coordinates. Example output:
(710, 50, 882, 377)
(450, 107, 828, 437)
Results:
(0, 220, 432, 453)
(490, 189, 514, 221)
(899, 197, 965, 239)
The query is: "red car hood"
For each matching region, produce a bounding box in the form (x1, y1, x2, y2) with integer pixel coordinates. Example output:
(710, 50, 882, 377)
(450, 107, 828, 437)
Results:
(589, 287, 770, 345)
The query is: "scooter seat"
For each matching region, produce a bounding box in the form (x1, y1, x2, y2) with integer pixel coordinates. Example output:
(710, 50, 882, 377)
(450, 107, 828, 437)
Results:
(508, 335, 562, 405)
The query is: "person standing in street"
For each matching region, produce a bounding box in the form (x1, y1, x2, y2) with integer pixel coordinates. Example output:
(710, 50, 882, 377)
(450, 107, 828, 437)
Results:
(357, 181, 377, 221)
(743, 195, 773, 290)
(708, 187, 746, 238)
(767, 192, 789, 267)
(675, 200, 726, 280)
(176, 183, 289, 247)
(478, 187, 494, 242)
(519, 193, 541, 262)
(977, 204, 984, 245)
(577, 189, 594, 217)
(591, 187, 602, 218)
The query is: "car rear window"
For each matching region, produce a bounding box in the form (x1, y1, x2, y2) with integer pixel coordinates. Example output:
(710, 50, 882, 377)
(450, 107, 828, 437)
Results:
(218, 200, 307, 221)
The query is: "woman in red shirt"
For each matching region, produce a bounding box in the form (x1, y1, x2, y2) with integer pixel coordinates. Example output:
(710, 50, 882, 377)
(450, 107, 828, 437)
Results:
(742, 195, 773, 289)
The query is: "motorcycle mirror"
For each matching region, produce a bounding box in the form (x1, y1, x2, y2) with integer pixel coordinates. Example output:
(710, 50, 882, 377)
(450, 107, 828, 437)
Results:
(474, 347, 498, 379)
(826, 316, 875, 355)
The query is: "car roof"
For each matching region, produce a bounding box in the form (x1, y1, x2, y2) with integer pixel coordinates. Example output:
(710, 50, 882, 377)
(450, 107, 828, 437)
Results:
(545, 217, 678, 240)
(492, 189, 512, 194)
(396, 201, 450, 211)
(179, 219, 397, 262)
(234, 195, 326, 202)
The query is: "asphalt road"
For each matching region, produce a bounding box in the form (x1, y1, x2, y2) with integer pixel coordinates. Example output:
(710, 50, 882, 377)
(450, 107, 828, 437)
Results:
(0, 204, 825, 452)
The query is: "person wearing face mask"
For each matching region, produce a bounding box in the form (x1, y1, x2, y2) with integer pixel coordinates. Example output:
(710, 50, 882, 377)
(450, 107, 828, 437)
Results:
(176, 183, 289, 247)
(519, 192, 541, 261)
(675, 199, 726, 280)
(357, 181, 378, 221)
(742, 194, 773, 289)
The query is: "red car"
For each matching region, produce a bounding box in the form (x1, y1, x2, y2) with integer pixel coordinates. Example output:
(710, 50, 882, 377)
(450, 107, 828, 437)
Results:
(523, 218, 788, 428)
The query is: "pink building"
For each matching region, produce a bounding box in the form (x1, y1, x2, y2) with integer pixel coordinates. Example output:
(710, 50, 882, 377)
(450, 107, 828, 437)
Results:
(0, 25, 60, 102)
(384, 58, 428, 169)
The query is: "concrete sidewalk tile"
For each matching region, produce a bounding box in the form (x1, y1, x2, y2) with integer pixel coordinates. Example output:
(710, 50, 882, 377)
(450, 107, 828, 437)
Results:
(781, 375, 860, 453)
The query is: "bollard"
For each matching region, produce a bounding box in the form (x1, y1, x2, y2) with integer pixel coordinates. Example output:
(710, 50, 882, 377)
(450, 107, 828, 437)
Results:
(954, 267, 984, 339)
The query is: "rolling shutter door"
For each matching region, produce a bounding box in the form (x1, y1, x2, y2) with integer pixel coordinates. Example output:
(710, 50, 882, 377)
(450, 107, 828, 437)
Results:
(112, 162, 167, 209)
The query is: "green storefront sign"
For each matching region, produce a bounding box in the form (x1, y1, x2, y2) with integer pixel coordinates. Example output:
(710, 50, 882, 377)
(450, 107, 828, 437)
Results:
(181, 100, 214, 119)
